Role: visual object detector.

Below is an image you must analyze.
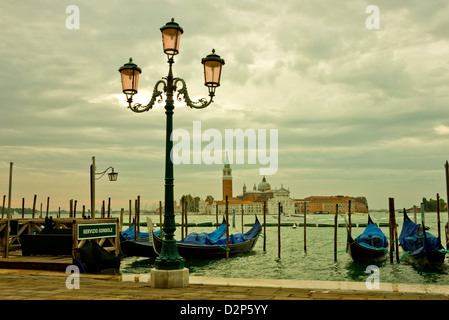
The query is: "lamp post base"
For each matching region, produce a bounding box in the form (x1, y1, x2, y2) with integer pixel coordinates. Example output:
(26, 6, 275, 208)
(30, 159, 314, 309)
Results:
(150, 267, 189, 289)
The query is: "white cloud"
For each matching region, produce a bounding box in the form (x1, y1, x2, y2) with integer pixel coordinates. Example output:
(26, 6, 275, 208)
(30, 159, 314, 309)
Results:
(434, 125, 449, 135)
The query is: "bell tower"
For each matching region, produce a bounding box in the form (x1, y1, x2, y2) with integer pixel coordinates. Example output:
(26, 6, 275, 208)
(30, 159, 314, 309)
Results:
(222, 152, 232, 200)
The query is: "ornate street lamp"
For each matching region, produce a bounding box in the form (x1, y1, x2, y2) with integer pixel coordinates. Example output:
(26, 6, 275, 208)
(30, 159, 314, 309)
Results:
(118, 58, 141, 105)
(95, 167, 118, 181)
(160, 18, 183, 57)
(202, 49, 225, 96)
(90, 156, 118, 218)
(106, 168, 118, 181)
(118, 18, 224, 274)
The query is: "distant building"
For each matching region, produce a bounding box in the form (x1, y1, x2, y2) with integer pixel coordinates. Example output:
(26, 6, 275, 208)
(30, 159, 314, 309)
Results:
(265, 184, 295, 216)
(295, 196, 368, 214)
(208, 156, 294, 215)
(210, 199, 264, 216)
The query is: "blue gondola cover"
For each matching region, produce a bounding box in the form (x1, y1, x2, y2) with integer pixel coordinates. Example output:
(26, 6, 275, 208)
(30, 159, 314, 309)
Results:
(182, 223, 227, 245)
(122, 225, 160, 240)
(399, 215, 441, 252)
(355, 222, 388, 249)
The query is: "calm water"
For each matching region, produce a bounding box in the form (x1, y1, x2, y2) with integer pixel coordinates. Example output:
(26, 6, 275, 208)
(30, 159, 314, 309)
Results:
(120, 211, 449, 285)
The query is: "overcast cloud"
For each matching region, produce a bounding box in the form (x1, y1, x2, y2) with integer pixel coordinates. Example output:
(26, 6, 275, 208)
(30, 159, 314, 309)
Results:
(1, 1, 449, 211)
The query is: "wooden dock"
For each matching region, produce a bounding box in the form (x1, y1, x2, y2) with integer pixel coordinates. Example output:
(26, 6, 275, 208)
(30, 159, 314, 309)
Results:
(0, 217, 121, 272)
(0, 250, 72, 271)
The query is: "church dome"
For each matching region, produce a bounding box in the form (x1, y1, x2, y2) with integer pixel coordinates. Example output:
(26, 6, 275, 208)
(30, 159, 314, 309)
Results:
(257, 176, 271, 192)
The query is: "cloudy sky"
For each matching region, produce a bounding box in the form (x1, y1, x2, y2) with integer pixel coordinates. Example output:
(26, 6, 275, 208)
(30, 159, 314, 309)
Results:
(1, 0, 449, 212)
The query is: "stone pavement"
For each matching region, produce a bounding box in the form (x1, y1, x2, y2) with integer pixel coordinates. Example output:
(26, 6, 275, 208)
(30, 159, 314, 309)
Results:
(0, 269, 447, 301)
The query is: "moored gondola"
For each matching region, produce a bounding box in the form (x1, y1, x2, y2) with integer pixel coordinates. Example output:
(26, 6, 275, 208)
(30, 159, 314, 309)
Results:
(120, 233, 158, 257)
(120, 224, 158, 257)
(399, 212, 446, 266)
(120, 219, 227, 258)
(347, 215, 389, 263)
(150, 216, 261, 259)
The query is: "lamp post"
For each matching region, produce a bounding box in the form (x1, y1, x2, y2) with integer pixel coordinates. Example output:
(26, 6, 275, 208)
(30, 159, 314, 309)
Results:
(90, 156, 118, 218)
(118, 18, 224, 281)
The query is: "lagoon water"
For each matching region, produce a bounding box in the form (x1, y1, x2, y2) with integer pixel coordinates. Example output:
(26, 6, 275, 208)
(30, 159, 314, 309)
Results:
(120, 211, 449, 285)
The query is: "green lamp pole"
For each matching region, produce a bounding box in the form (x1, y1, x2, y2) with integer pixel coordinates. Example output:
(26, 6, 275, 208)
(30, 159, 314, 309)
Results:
(90, 156, 118, 219)
(118, 18, 225, 270)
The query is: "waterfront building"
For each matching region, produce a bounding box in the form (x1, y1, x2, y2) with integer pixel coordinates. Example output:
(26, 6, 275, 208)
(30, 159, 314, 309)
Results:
(210, 199, 264, 216)
(208, 157, 295, 215)
(294, 196, 368, 214)
(266, 185, 295, 216)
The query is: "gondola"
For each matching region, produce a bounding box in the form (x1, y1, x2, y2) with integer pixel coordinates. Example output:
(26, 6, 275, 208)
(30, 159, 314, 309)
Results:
(120, 225, 158, 257)
(399, 212, 446, 266)
(120, 219, 227, 258)
(347, 215, 389, 263)
(149, 216, 262, 259)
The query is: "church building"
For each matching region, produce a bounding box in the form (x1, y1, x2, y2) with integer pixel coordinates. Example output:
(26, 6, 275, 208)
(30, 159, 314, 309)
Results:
(208, 155, 294, 216)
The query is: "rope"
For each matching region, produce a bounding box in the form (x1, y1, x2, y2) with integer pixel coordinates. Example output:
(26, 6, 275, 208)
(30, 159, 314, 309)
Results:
(399, 251, 410, 262)
(337, 247, 390, 254)
(213, 244, 230, 251)
(378, 247, 390, 253)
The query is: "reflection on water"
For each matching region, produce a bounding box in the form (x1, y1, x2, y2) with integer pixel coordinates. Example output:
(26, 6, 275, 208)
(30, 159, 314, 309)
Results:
(120, 212, 449, 285)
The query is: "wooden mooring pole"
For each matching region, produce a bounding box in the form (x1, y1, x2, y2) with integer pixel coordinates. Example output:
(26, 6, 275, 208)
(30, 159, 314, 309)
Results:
(278, 202, 281, 260)
(445, 161, 449, 246)
(181, 197, 185, 241)
(1, 195, 5, 219)
(334, 203, 338, 262)
(263, 201, 267, 253)
(348, 200, 352, 237)
(134, 199, 137, 240)
(388, 198, 394, 263)
(128, 200, 132, 229)
(241, 204, 244, 234)
(185, 198, 188, 238)
(46, 197, 50, 218)
(303, 201, 307, 252)
(90, 156, 95, 218)
(437, 193, 441, 240)
(393, 208, 399, 263)
(159, 200, 163, 236)
(137, 196, 140, 240)
(3, 162, 13, 258)
(120, 208, 124, 234)
(215, 204, 218, 229)
(388, 198, 400, 263)
(225, 195, 229, 260)
(32, 195, 36, 218)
